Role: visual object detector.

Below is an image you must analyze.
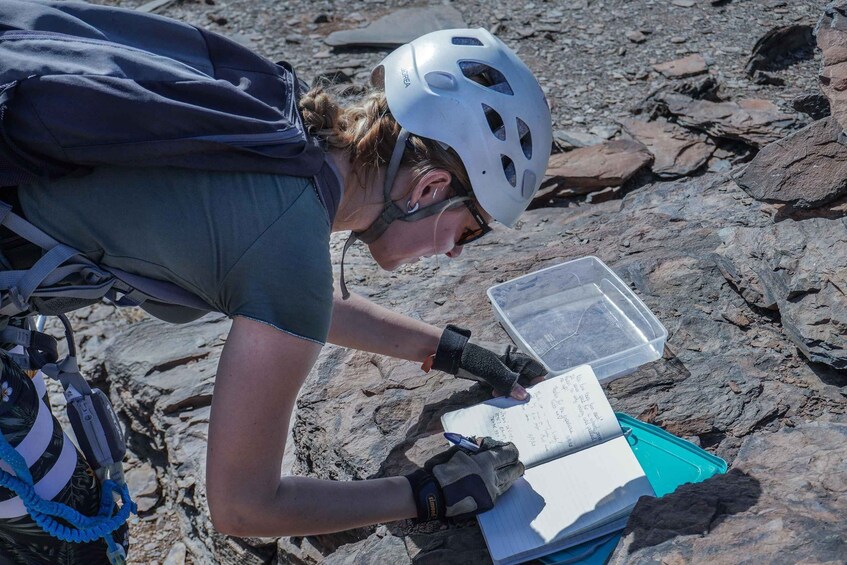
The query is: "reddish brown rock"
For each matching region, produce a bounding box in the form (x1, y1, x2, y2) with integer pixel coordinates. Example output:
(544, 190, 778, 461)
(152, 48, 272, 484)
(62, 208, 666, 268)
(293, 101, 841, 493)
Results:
(619, 117, 715, 178)
(541, 140, 653, 195)
(659, 93, 795, 147)
(652, 54, 708, 78)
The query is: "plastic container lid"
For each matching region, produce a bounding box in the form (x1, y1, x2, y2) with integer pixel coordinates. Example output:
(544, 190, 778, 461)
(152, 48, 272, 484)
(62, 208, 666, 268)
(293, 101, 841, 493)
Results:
(616, 413, 727, 496)
(487, 256, 668, 382)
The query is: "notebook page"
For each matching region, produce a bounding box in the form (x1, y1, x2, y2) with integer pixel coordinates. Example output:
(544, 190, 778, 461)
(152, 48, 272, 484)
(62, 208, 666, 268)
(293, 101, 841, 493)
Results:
(441, 365, 621, 467)
(478, 435, 654, 565)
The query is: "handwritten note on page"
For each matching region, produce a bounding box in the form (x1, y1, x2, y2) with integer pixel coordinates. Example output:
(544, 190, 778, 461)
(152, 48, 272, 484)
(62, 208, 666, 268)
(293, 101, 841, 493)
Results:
(441, 365, 621, 468)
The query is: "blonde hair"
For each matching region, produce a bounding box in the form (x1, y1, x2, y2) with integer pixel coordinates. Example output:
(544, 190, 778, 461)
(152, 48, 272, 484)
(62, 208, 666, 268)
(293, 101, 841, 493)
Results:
(298, 85, 471, 197)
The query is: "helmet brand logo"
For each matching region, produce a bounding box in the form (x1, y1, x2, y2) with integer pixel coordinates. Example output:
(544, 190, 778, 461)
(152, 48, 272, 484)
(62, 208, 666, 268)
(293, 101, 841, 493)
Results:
(401, 68, 411, 88)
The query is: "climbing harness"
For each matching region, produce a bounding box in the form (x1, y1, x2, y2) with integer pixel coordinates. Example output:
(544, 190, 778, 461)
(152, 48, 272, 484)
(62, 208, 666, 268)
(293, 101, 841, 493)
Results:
(0, 428, 134, 564)
(0, 314, 136, 564)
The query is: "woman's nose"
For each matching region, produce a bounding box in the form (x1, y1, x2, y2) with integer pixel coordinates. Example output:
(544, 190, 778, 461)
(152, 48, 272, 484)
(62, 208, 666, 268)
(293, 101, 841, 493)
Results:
(445, 245, 464, 259)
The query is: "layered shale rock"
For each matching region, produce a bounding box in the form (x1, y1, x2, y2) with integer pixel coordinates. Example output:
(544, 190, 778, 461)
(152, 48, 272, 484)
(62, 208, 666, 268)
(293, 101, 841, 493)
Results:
(735, 116, 847, 209)
(619, 117, 715, 179)
(817, 2, 847, 133)
(714, 217, 847, 369)
(657, 93, 796, 147)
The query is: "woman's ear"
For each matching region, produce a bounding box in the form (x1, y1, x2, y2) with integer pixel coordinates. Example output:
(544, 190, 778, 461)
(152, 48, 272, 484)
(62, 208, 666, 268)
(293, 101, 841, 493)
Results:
(406, 169, 452, 211)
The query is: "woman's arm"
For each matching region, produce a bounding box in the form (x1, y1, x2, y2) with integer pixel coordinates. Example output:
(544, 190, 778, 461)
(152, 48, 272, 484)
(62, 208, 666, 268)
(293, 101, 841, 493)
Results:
(328, 290, 546, 400)
(327, 289, 441, 363)
(206, 316, 417, 537)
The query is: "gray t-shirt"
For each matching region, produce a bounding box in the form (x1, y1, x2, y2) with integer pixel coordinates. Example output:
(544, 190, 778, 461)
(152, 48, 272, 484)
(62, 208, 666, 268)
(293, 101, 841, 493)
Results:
(19, 166, 333, 344)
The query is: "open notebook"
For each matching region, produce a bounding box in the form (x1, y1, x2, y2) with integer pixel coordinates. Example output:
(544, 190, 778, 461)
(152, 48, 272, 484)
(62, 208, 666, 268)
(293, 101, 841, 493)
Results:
(441, 365, 654, 565)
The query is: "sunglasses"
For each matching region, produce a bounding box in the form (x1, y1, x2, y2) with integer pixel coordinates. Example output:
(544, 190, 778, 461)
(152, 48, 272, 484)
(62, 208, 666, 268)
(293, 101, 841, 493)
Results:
(452, 185, 492, 246)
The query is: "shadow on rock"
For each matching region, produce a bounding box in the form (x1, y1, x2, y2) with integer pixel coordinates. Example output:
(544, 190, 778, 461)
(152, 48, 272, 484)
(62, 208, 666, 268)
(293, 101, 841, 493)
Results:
(805, 359, 847, 388)
(624, 469, 761, 553)
(370, 384, 494, 480)
(772, 193, 847, 223)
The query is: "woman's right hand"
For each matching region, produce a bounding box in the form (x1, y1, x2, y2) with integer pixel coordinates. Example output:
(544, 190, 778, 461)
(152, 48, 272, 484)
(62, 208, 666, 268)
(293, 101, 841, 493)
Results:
(405, 437, 524, 521)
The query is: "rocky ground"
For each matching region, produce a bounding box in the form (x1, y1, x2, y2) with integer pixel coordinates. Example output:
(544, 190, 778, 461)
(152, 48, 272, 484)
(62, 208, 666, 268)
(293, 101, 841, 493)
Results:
(50, 0, 846, 563)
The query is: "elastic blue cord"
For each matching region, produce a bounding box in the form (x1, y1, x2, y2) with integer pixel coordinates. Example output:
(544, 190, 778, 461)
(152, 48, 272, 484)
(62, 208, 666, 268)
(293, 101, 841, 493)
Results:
(0, 429, 136, 562)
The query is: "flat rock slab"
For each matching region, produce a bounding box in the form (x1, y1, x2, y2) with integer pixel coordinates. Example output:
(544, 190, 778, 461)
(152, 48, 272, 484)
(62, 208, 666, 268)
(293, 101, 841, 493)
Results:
(736, 116, 847, 208)
(652, 54, 709, 78)
(619, 117, 715, 178)
(611, 423, 847, 563)
(325, 7, 465, 48)
(541, 140, 653, 194)
(659, 93, 796, 147)
(715, 217, 847, 369)
(124, 462, 159, 513)
(553, 129, 606, 149)
(816, 3, 847, 133)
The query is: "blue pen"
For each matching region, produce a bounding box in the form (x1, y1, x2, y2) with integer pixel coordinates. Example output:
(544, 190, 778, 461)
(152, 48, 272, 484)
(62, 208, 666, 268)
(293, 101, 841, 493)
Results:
(444, 432, 480, 452)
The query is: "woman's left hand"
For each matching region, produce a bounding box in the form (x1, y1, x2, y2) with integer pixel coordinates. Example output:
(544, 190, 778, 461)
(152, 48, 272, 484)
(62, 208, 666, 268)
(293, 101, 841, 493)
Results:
(431, 325, 547, 400)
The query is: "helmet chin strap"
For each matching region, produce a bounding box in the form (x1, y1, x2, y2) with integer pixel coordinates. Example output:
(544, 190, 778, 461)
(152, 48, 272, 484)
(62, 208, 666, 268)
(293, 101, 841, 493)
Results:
(339, 128, 470, 299)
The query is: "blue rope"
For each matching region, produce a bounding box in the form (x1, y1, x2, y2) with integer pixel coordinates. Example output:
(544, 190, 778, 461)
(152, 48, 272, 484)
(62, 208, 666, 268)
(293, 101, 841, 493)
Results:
(0, 428, 136, 560)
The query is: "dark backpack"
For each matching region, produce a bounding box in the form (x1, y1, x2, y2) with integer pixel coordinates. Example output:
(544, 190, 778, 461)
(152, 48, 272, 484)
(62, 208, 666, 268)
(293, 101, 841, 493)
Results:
(0, 0, 343, 328)
(0, 0, 339, 218)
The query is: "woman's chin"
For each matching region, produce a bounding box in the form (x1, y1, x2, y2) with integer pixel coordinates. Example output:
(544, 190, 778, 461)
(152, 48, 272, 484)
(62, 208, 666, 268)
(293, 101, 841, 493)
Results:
(388, 257, 422, 270)
(369, 248, 424, 271)
(373, 256, 403, 271)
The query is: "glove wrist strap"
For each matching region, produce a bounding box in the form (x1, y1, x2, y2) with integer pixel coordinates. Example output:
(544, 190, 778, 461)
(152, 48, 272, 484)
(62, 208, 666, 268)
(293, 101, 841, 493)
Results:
(404, 469, 445, 522)
(432, 325, 471, 375)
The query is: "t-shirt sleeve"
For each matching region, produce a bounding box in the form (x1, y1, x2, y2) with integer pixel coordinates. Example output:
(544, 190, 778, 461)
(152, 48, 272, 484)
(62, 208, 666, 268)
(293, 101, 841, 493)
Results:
(218, 186, 333, 344)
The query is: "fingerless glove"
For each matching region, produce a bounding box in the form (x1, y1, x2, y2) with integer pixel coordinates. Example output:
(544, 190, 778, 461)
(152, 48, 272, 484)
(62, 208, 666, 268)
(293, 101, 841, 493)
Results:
(432, 325, 547, 394)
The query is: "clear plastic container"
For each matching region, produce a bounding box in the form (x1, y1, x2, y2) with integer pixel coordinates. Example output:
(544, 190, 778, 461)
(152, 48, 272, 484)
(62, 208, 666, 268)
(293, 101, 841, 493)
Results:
(487, 256, 667, 383)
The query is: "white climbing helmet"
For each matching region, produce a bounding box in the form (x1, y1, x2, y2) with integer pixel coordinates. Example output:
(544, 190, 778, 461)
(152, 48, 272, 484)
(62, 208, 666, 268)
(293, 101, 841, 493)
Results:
(374, 28, 552, 227)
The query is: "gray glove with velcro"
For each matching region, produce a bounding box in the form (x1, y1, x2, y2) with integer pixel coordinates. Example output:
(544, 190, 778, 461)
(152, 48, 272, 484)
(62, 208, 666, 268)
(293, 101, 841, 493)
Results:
(405, 437, 524, 521)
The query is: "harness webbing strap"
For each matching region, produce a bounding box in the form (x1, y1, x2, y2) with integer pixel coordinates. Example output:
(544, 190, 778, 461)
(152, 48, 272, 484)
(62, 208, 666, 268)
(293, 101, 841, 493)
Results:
(0, 326, 58, 364)
(0, 200, 214, 319)
(0, 244, 80, 314)
(0, 201, 113, 316)
(2, 207, 63, 251)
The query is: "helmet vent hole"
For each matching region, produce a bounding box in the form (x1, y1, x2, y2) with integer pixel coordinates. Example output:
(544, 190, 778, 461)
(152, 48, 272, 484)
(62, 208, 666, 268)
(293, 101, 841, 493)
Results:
(482, 104, 506, 141)
(459, 61, 514, 95)
(517, 118, 532, 159)
(452, 37, 484, 46)
(501, 155, 517, 187)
